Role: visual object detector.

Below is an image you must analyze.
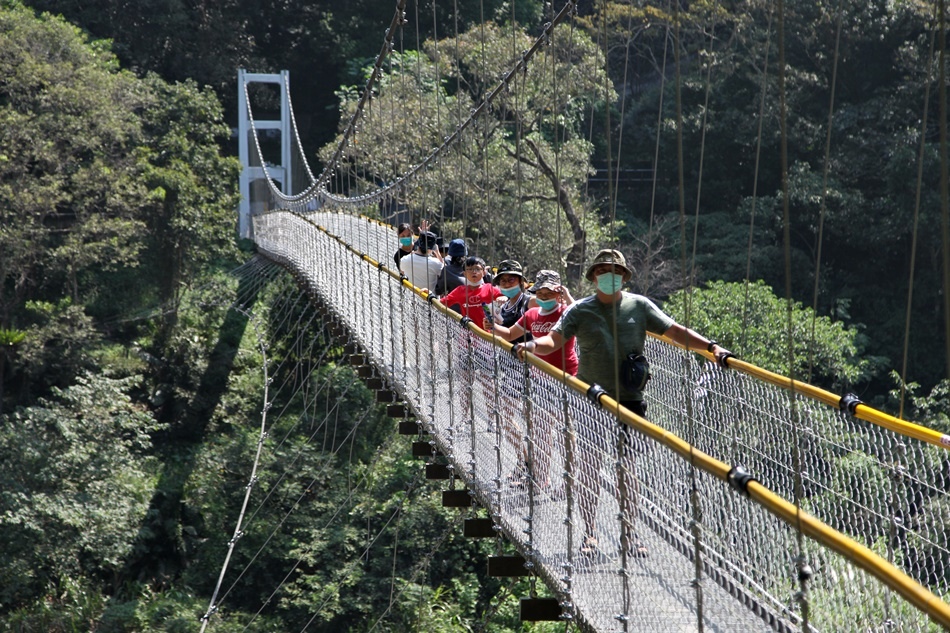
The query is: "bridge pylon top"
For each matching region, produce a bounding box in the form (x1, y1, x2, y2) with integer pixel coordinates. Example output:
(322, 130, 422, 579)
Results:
(236, 69, 292, 239)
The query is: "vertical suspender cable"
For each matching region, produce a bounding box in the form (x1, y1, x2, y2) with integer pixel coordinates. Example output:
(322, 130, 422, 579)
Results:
(671, 20, 688, 586)
(644, 24, 671, 295)
(553, 4, 565, 289)
(683, 13, 734, 630)
(673, 0, 687, 288)
(602, 2, 616, 246)
(939, 0, 950, 381)
(899, 13, 937, 419)
(388, 5, 401, 222)
(514, 6, 526, 257)
(452, 0, 470, 248)
(596, 2, 633, 628)
(777, 0, 812, 628)
(549, 7, 578, 382)
(806, 0, 844, 384)
(479, 0, 496, 263)
(610, 5, 634, 217)
(580, 11, 603, 291)
(741, 6, 773, 355)
(432, 0, 446, 236)
(687, 23, 720, 294)
(413, 0, 427, 220)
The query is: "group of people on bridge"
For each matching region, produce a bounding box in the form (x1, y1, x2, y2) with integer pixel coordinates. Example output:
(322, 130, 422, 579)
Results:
(393, 221, 732, 555)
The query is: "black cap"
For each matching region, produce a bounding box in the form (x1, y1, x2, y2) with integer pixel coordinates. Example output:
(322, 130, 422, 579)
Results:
(414, 231, 439, 251)
(494, 260, 524, 281)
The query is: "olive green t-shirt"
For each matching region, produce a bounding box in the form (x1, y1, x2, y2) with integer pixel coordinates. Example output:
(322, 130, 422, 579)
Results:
(553, 292, 675, 401)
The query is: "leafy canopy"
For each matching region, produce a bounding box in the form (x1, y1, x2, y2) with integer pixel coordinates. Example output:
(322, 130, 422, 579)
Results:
(664, 280, 883, 390)
(323, 20, 618, 285)
(0, 373, 163, 608)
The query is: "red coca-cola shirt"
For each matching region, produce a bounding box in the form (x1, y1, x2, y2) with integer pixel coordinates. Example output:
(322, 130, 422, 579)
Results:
(519, 306, 578, 375)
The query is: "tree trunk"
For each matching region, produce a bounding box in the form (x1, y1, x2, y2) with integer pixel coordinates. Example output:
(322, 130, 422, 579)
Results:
(0, 353, 5, 416)
(520, 138, 587, 287)
(154, 192, 182, 350)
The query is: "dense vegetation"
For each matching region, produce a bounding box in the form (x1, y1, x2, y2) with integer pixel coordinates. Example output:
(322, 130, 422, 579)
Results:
(3, 0, 950, 630)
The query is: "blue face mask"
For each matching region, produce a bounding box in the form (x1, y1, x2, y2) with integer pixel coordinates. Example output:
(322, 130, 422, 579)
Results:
(536, 298, 558, 311)
(399, 237, 413, 248)
(499, 285, 522, 298)
(596, 272, 624, 294)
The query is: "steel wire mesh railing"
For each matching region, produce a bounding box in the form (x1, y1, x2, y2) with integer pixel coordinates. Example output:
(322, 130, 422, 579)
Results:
(252, 208, 950, 632)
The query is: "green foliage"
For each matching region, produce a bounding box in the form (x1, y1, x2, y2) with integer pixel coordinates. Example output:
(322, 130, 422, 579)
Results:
(133, 266, 260, 431)
(805, 450, 891, 544)
(1, 575, 108, 633)
(3, 0, 947, 629)
(664, 280, 883, 391)
(888, 375, 950, 435)
(324, 20, 615, 285)
(0, 1, 148, 325)
(13, 299, 101, 403)
(386, 581, 474, 633)
(802, 534, 946, 632)
(0, 373, 164, 609)
(0, 328, 27, 348)
(90, 343, 150, 379)
(909, 494, 950, 587)
(0, 326, 26, 413)
(169, 299, 514, 631)
(125, 585, 216, 633)
(0, 2, 241, 411)
(604, 0, 941, 388)
(136, 73, 241, 310)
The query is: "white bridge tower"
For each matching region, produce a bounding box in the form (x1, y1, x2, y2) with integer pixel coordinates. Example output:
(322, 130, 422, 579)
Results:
(237, 69, 293, 239)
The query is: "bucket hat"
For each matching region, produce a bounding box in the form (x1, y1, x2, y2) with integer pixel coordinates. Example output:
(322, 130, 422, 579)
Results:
(530, 270, 561, 293)
(493, 260, 525, 284)
(447, 238, 467, 258)
(584, 249, 633, 281)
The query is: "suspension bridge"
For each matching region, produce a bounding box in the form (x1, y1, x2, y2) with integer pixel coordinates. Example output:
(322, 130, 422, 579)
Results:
(201, 0, 950, 631)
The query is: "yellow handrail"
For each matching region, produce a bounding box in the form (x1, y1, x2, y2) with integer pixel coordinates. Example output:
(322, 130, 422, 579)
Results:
(650, 332, 950, 452)
(302, 214, 950, 629)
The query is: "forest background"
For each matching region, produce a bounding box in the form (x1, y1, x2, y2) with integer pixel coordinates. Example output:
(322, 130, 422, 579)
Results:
(2, 0, 950, 630)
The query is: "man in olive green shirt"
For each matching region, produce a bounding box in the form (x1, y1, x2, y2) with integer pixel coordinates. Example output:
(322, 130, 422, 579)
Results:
(517, 248, 731, 412)
(515, 249, 731, 556)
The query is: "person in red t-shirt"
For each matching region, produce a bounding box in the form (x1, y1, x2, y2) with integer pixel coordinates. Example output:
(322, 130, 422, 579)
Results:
(440, 257, 502, 323)
(484, 269, 576, 491)
(439, 257, 501, 427)
(486, 269, 577, 374)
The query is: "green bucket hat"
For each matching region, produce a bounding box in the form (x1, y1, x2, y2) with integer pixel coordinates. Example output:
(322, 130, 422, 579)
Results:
(584, 249, 633, 281)
(493, 259, 525, 284)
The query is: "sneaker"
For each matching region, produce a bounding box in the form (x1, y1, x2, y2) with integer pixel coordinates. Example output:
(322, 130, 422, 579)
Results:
(629, 539, 648, 558)
(506, 470, 527, 488)
(580, 535, 598, 555)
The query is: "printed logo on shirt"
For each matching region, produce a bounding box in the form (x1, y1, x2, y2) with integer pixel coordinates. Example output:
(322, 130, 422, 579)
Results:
(531, 321, 556, 334)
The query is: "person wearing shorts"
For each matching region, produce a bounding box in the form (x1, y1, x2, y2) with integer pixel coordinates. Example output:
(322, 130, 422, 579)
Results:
(515, 249, 732, 556)
(489, 270, 577, 490)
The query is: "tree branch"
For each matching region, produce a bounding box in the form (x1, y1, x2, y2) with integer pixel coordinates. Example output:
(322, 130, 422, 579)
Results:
(514, 137, 586, 285)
